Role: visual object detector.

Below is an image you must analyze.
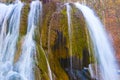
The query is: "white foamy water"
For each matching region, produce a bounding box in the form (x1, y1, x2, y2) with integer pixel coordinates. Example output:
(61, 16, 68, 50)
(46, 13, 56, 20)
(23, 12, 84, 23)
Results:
(0, 1, 23, 80)
(0, 1, 51, 80)
(0, 3, 8, 26)
(75, 2, 119, 80)
(15, 1, 42, 80)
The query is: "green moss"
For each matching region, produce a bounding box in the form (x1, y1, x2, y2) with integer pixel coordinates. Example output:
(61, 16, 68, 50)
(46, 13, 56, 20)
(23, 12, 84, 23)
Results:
(36, 44, 50, 80)
(85, 28, 95, 63)
(39, 3, 69, 80)
(61, 8, 67, 16)
(48, 52, 69, 80)
(35, 2, 95, 80)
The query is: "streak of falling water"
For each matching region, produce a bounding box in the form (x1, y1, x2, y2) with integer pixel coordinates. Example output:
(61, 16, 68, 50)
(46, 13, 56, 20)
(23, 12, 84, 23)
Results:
(66, 3, 73, 72)
(0, 1, 23, 80)
(46, 60, 53, 80)
(0, 3, 8, 27)
(0, 4, 14, 58)
(75, 2, 119, 80)
(39, 46, 53, 80)
(15, 1, 42, 80)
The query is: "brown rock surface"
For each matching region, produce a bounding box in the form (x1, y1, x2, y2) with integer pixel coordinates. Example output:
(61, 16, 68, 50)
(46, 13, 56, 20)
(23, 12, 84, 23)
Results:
(103, 0, 120, 60)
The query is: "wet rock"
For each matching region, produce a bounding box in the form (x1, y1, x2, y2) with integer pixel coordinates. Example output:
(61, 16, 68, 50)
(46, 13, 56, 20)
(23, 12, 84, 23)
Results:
(59, 56, 82, 70)
(82, 48, 90, 68)
(65, 68, 93, 80)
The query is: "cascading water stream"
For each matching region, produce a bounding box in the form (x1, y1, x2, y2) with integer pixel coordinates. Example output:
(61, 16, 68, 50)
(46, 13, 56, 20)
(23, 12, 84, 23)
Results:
(0, 3, 8, 27)
(75, 2, 119, 80)
(66, 3, 73, 72)
(15, 1, 42, 80)
(0, 4, 14, 60)
(2, 1, 23, 63)
(0, 1, 53, 80)
(0, 2, 23, 80)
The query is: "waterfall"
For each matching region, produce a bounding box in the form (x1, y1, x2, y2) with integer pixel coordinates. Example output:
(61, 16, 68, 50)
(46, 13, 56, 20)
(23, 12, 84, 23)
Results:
(0, 3, 8, 27)
(75, 2, 119, 80)
(0, 1, 23, 80)
(0, 0, 119, 80)
(66, 3, 73, 72)
(15, 1, 42, 80)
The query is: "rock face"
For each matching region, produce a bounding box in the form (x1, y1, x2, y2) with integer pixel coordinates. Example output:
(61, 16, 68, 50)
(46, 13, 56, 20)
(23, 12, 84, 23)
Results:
(103, 0, 120, 60)
(36, 2, 93, 79)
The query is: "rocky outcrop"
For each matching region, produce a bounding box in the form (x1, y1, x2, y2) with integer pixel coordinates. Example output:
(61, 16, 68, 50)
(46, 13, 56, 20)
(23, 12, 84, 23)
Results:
(35, 1, 94, 80)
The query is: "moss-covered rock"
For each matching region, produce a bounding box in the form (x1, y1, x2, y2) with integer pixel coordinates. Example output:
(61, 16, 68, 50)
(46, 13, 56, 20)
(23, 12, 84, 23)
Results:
(39, 2, 70, 80)
(35, 44, 50, 80)
(36, 1, 94, 80)
(20, 3, 29, 36)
